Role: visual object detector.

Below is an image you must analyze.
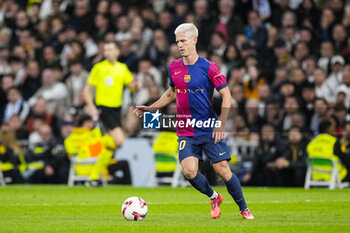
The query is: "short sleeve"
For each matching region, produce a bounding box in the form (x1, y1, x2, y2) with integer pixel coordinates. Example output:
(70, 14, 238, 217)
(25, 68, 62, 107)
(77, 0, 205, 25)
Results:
(88, 64, 99, 86)
(123, 65, 133, 85)
(208, 62, 228, 91)
(168, 66, 175, 87)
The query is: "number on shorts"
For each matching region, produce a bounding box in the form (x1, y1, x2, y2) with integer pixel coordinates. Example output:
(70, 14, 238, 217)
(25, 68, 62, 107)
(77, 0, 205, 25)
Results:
(179, 140, 186, 150)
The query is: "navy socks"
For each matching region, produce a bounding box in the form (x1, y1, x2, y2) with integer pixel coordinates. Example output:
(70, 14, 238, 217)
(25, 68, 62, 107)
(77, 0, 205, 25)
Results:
(188, 172, 214, 198)
(225, 174, 248, 212)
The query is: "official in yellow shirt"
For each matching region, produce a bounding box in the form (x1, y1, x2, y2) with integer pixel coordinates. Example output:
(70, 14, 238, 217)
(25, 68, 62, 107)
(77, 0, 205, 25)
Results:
(83, 40, 138, 149)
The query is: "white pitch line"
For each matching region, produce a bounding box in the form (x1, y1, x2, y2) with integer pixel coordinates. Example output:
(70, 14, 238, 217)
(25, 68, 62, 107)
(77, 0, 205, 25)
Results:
(0, 199, 349, 207)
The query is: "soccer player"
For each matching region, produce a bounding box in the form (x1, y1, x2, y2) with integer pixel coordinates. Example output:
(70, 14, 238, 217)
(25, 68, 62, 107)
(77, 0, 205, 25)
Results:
(83, 41, 138, 184)
(134, 23, 254, 219)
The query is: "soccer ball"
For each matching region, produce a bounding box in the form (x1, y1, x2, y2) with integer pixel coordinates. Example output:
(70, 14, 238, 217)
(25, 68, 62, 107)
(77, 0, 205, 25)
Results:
(122, 196, 148, 221)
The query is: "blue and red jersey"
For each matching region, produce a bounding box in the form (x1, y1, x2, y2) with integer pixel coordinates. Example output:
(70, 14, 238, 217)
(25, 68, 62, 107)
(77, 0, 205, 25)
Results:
(168, 56, 228, 136)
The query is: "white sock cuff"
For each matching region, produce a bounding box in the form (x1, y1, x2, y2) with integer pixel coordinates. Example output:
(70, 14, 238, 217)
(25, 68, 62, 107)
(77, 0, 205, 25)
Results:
(210, 191, 219, 199)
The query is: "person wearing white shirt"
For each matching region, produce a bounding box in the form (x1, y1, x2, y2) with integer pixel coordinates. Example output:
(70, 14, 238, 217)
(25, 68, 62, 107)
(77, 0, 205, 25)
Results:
(29, 68, 68, 116)
(325, 55, 345, 105)
(335, 69, 350, 108)
(3, 87, 30, 123)
(313, 67, 333, 104)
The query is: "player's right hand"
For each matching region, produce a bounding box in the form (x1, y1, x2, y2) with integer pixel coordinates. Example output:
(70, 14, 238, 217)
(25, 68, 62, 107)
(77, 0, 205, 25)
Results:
(134, 105, 150, 118)
(87, 105, 99, 121)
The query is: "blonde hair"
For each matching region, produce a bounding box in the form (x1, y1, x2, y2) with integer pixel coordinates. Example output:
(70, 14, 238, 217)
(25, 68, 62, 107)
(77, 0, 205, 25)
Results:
(0, 129, 24, 156)
(174, 23, 198, 38)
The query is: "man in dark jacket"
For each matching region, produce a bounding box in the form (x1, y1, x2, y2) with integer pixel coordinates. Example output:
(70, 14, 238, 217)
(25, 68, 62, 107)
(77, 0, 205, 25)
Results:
(242, 124, 290, 186)
(274, 126, 308, 187)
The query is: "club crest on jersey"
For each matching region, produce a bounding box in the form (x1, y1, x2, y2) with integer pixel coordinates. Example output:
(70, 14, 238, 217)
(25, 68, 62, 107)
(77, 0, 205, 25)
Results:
(184, 75, 191, 83)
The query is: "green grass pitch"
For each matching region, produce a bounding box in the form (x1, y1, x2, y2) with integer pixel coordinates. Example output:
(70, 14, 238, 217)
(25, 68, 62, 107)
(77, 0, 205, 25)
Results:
(1, 185, 350, 233)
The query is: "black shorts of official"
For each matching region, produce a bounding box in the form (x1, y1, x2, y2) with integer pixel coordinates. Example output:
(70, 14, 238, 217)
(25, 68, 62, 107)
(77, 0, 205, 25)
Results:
(98, 106, 122, 131)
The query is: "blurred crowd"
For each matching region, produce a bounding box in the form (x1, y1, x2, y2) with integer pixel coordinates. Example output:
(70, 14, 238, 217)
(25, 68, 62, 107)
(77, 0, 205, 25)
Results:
(0, 0, 350, 186)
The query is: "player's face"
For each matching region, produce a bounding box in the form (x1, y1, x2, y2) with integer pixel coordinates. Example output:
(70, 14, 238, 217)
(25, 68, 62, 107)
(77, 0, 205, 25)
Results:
(103, 43, 120, 61)
(175, 32, 197, 57)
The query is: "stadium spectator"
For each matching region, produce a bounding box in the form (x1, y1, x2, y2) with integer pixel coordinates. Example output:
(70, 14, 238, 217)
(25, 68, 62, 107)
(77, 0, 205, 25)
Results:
(314, 67, 333, 103)
(136, 59, 163, 89)
(231, 83, 247, 116)
(263, 99, 282, 130)
(129, 22, 151, 59)
(24, 123, 63, 183)
(206, 0, 244, 45)
(242, 124, 290, 186)
(0, 74, 15, 122)
(3, 87, 30, 123)
(275, 126, 308, 187)
(93, 13, 111, 42)
(145, 29, 169, 68)
(296, 0, 321, 28)
(270, 0, 292, 28)
(315, 7, 335, 41)
(8, 114, 29, 140)
(118, 39, 139, 72)
(64, 114, 117, 187)
(334, 121, 350, 182)
(28, 68, 68, 116)
(245, 98, 264, 133)
(41, 45, 60, 68)
(223, 44, 242, 75)
(279, 95, 301, 136)
(67, 0, 94, 33)
(26, 97, 60, 136)
(65, 59, 89, 109)
(334, 68, 350, 108)
(307, 120, 347, 182)
(0, 128, 24, 184)
(229, 114, 250, 141)
(19, 60, 41, 100)
(243, 65, 266, 100)
(300, 82, 315, 124)
(245, 10, 267, 52)
(310, 97, 331, 135)
(333, 103, 348, 129)
(290, 112, 313, 139)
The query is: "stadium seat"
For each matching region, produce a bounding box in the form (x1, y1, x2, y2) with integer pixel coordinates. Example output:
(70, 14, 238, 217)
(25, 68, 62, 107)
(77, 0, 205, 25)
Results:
(150, 131, 188, 187)
(67, 155, 107, 187)
(0, 164, 6, 186)
(304, 158, 349, 190)
(149, 152, 188, 188)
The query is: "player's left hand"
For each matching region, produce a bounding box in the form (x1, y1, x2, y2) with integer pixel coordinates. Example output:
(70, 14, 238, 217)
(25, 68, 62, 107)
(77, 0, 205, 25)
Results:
(212, 127, 225, 144)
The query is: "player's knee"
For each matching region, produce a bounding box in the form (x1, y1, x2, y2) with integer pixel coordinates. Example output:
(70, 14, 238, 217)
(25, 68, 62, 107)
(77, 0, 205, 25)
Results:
(214, 162, 232, 182)
(219, 171, 232, 182)
(182, 168, 197, 179)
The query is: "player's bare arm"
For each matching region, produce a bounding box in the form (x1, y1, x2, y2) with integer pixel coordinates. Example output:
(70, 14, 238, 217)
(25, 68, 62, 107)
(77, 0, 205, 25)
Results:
(83, 83, 99, 120)
(134, 87, 175, 118)
(212, 86, 231, 144)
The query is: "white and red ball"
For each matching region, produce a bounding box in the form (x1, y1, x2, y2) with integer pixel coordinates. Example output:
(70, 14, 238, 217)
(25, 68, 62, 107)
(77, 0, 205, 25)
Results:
(122, 196, 148, 221)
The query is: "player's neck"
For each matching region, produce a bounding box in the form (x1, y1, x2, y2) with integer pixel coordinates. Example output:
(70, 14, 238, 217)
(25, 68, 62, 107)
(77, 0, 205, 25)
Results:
(107, 58, 117, 64)
(182, 53, 199, 66)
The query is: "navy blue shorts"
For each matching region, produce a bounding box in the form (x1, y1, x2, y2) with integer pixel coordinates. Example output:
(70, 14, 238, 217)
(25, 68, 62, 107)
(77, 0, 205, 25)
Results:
(177, 134, 231, 164)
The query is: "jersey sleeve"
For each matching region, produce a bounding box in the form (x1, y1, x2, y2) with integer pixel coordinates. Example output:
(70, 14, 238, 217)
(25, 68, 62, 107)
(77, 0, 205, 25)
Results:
(168, 65, 175, 87)
(208, 62, 228, 91)
(123, 64, 133, 85)
(87, 64, 99, 86)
